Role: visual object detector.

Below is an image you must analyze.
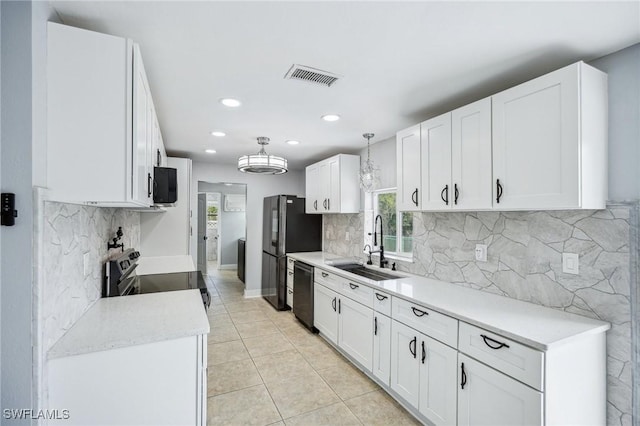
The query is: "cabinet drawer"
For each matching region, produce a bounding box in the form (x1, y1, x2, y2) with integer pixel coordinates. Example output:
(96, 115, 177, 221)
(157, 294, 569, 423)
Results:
(286, 286, 294, 308)
(341, 280, 373, 308)
(314, 268, 347, 293)
(287, 256, 295, 271)
(458, 322, 544, 391)
(287, 268, 294, 288)
(392, 298, 458, 348)
(373, 291, 391, 316)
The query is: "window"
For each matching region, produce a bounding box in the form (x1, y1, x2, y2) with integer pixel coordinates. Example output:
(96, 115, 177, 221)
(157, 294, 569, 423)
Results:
(207, 205, 218, 222)
(365, 188, 413, 258)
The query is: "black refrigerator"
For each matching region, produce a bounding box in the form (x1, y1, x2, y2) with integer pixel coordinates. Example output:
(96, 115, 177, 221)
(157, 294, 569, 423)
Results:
(262, 195, 322, 310)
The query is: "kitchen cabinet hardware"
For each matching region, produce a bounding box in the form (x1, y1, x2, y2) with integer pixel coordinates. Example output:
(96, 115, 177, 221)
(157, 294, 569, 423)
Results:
(327, 198, 330, 210)
(323, 199, 327, 209)
(496, 179, 503, 203)
(288, 289, 293, 294)
(421, 341, 426, 363)
(374, 317, 378, 335)
(322, 272, 329, 278)
(375, 293, 388, 301)
(411, 307, 428, 317)
(454, 184, 459, 205)
(156, 149, 161, 167)
(338, 298, 341, 314)
(409, 336, 417, 358)
(288, 271, 293, 276)
(440, 185, 449, 205)
(147, 173, 152, 197)
(411, 188, 419, 206)
(349, 283, 359, 290)
(460, 362, 467, 389)
(332, 297, 336, 312)
(313, 200, 317, 210)
(480, 334, 510, 350)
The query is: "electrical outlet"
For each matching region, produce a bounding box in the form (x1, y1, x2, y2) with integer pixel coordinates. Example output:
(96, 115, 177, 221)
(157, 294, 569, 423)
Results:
(475, 244, 488, 262)
(562, 253, 579, 275)
(83, 252, 91, 277)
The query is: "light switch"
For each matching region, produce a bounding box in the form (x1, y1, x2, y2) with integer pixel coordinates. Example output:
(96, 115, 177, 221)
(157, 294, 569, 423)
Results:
(475, 244, 487, 262)
(562, 253, 579, 275)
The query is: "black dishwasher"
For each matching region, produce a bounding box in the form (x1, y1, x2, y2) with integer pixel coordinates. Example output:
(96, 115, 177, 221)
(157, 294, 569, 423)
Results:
(293, 261, 317, 332)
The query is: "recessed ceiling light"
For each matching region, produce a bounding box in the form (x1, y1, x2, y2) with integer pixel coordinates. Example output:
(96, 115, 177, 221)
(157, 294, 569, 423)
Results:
(220, 98, 241, 108)
(211, 131, 226, 137)
(224, 183, 232, 186)
(205, 149, 217, 154)
(321, 114, 340, 122)
(286, 140, 300, 145)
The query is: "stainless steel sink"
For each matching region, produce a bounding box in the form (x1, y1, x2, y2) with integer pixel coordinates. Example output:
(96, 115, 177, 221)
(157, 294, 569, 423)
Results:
(332, 263, 402, 281)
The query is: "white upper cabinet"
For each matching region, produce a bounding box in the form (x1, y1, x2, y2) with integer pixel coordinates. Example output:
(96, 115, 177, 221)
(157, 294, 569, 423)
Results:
(397, 125, 422, 211)
(397, 61, 607, 212)
(305, 163, 320, 213)
(420, 113, 452, 210)
(305, 154, 360, 214)
(492, 62, 607, 210)
(451, 98, 493, 210)
(47, 23, 166, 207)
(132, 44, 153, 206)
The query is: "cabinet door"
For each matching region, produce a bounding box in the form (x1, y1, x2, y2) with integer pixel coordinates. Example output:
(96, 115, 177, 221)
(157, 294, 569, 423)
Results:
(396, 125, 421, 211)
(373, 313, 391, 386)
(338, 297, 374, 372)
(390, 320, 420, 407)
(451, 98, 492, 210)
(305, 164, 320, 213)
(418, 335, 458, 426)
(457, 354, 542, 426)
(421, 113, 452, 210)
(319, 160, 331, 212)
(327, 157, 341, 213)
(132, 45, 153, 206)
(492, 64, 580, 209)
(313, 284, 338, 344)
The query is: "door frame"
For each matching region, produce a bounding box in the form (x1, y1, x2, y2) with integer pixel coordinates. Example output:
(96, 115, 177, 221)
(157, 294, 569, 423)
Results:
(197, 193, 207, 274)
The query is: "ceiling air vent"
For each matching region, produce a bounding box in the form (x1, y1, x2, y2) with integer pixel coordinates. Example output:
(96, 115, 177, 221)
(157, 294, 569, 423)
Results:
(285, 64, 340, 87)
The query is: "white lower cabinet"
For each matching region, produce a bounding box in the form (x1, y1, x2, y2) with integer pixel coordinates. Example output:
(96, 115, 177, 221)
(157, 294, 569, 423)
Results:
(390, 320, 458, 426)
(313, 282, 374, 372)
(457, 354, 542, 426)
(314, 283, 339, 344)
(48, 335, 207, 425)
(372, 313, 391, 385)
(338, 296, 373, 371)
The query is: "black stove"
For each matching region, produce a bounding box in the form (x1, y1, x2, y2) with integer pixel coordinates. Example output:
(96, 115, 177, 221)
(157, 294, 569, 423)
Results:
(104, 249, 210, 308)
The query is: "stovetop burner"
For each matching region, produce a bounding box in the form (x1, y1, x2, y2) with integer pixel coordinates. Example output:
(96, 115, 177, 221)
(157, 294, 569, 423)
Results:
(104, 249, 210, 308)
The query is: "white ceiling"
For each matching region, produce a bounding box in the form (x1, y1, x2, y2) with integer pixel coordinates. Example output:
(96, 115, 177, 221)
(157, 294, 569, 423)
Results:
(51, 1, 640, 171)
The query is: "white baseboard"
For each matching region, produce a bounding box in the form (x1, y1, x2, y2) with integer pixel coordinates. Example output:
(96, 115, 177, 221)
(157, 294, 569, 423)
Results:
(218, 264, 237, 270)
(244, 289, 262, 298)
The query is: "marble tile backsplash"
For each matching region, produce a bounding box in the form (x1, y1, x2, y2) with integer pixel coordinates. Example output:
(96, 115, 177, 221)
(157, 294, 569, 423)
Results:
(324, 206, 635, 426)
(42, 201, 140, 353)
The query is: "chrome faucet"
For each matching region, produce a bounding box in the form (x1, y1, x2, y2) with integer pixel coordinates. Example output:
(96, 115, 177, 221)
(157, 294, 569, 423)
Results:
(371, 215, 389, 268)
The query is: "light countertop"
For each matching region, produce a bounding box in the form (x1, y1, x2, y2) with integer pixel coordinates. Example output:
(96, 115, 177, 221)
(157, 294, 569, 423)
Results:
(48, 290, 209, 359)
(136, 255, 196, 275)
(287, 252, 609, 351)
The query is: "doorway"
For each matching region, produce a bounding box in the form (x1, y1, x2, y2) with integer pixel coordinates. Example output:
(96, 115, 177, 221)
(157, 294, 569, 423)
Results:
(196, 181, 247, 279)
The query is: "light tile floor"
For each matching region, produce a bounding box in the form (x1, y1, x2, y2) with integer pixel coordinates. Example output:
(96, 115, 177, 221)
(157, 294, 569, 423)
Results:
(203, 268, 420, 426)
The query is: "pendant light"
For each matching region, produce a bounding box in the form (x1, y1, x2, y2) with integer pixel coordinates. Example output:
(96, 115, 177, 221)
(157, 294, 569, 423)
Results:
(359, 133, 379, 192)
(238, 137, 288, 175)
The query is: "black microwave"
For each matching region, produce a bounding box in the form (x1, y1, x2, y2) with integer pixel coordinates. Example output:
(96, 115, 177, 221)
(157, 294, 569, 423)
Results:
(153, 167, 177, 204)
